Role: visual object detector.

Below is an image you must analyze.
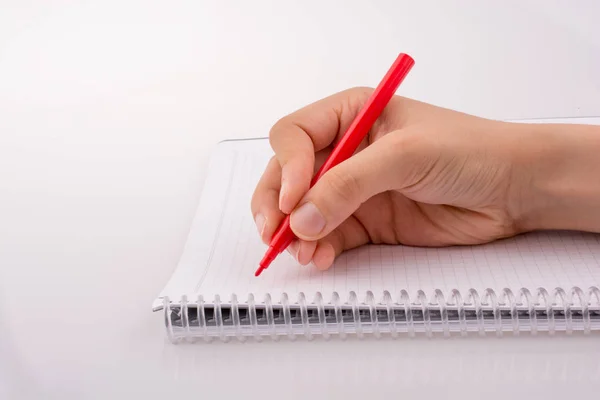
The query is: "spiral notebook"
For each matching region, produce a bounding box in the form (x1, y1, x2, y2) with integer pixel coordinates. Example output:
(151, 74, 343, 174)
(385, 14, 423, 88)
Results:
(154, 121, 600, 342)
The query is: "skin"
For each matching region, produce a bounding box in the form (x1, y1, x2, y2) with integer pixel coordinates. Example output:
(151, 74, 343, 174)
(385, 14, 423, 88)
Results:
(250, 87, 600, 271)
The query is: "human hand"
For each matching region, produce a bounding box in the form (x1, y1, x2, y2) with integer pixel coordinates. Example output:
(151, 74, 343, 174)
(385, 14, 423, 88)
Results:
(250, 87, 553, 270)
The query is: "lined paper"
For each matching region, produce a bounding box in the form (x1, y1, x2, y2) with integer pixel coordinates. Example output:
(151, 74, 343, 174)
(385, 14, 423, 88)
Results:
(157, 137, 600, 306)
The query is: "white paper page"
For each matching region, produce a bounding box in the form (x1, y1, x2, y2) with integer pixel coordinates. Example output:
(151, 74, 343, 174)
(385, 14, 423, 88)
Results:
(156, 124, 600, 307)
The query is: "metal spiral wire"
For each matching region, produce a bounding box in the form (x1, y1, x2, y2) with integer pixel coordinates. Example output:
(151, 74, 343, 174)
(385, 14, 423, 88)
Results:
(162, 286, 600, 343)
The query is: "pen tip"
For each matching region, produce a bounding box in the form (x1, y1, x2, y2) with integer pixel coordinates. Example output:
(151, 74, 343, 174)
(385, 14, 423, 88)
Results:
(255, 249, 276, 277)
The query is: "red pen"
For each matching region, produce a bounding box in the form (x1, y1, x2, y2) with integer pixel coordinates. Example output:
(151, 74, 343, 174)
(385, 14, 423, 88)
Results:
(255, 53, 415, 277)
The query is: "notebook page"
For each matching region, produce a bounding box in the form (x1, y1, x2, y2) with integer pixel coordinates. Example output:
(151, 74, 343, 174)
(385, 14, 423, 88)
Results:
(156, 135, 600, 307)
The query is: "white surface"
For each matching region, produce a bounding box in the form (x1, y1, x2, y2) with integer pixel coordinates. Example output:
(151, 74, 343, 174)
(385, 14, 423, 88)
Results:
(1, 1, 600, 399)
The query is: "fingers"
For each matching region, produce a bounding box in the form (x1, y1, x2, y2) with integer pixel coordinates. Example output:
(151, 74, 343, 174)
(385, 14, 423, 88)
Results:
(250, 156, 285, 244)
(270, 123, 314, 215)
(250, 147, 339, 243)
(296, 240, 318, 265)
(312, 216, 370, 270)
(288, 216, 370, 270)
(269, 88, 372, 213)
(289, 133, 403, 241)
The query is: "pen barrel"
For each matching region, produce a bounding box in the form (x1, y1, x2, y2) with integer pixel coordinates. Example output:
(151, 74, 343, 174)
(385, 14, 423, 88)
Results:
(259, 53, 414, 275)
(311, 53, 414, 185)
(268, 214, 295, 253)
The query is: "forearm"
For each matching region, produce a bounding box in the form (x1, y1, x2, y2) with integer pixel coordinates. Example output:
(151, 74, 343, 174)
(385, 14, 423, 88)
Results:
(512, 122, 600, 233)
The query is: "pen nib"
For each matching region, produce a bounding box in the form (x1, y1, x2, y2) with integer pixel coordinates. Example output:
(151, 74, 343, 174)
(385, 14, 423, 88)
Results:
(254, 251, 276, 277)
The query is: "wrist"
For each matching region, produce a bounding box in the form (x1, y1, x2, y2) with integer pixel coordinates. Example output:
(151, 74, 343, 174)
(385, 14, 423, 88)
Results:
(510, 122, 600, 233)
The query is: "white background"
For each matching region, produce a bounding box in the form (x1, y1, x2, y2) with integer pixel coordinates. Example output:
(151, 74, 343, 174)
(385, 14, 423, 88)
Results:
(1, 1, 600, 399)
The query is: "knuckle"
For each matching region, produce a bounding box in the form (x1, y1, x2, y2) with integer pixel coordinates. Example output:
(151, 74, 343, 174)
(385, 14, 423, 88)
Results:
(348, 86, 373, 98)
(269, 154, 284, 175)
(324, 167, 361, 204)
(267, 155, 280, 168)
(347, 86, 373, 106)
(269, 116, 292, 142)
(343, 87, 375, 119)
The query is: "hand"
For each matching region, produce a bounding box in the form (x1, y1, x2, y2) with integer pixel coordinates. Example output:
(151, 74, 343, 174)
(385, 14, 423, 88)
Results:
(250, 87, 597, 271)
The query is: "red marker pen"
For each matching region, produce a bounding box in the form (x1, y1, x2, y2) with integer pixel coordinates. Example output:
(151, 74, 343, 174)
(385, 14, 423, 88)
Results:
(255, 53, 415, 276)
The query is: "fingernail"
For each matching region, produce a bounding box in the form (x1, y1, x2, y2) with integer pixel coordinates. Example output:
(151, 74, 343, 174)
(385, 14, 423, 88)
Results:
(255, 213, 266, 238)
(287, 241, 300, 261)
(290, 202, 326, 237)
(294, 243, 300, 261)
(279, 180, 288, 212)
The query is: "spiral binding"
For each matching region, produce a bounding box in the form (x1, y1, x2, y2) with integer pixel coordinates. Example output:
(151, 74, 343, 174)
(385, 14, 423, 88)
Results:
(162, 287, 600, 343)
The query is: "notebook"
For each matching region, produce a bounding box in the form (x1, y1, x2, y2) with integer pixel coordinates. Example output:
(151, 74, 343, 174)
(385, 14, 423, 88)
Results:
(154, 118, 600, 342)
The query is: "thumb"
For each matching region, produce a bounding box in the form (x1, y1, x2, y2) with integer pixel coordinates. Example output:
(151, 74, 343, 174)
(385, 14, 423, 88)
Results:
(289, 132, 414, 241)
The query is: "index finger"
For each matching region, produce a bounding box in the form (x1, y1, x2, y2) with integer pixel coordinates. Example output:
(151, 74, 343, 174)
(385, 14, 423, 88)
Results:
(270, 87, 372, 214)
